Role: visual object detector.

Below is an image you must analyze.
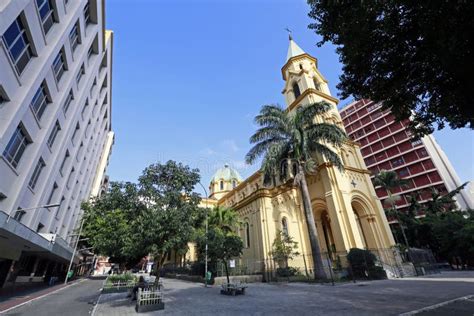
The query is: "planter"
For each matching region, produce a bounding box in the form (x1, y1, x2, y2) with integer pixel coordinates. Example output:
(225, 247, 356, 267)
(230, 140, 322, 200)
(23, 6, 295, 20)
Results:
(101, 286, 133, 294)
(136, 302, 164, 313)
(220, 283, 247, 296)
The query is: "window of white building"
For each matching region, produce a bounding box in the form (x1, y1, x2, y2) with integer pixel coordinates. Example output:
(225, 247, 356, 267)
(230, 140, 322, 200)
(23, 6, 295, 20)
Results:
(36, 0, 57, 35)
(30, 82, 50, 120)
(28, 157, 46, 189)
(52, 48, 67, 82)
(69, 21, 80, 52)
(47, 120, 61, 148)
(2, 124, 32, 168)
(2, 16, 34, 74)
(63, 89, 74, 114)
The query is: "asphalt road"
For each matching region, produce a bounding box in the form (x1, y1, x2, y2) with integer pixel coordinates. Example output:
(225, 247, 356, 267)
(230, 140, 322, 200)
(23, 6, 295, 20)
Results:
(95, 271, 474, 315)
(4, 278, 103, 316)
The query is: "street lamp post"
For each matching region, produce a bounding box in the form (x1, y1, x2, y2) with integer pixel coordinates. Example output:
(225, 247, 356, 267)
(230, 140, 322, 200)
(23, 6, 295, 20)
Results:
(197, 182, 209, 288)
(65, 218, 85, 284)
(6, 203, 61, 223)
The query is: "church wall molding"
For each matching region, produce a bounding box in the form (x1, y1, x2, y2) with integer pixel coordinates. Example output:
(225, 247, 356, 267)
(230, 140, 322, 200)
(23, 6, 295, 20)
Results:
(286, 88, 339, 112)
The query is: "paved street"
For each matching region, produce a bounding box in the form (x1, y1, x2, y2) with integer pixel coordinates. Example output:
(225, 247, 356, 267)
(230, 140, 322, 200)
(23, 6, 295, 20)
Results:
(95, 271, 474, 316)
(3, 278, 103, 316)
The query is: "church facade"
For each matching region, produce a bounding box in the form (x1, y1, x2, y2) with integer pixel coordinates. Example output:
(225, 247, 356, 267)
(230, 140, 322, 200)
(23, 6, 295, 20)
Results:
(198, 38, 396, 277)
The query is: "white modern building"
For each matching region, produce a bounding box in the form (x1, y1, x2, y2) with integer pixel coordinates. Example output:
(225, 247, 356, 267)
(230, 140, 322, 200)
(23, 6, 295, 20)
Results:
(0, 0, 114, 289)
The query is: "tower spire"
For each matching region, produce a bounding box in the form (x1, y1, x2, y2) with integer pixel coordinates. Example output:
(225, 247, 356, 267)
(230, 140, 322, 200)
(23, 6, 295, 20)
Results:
(285, 33, 305, 62)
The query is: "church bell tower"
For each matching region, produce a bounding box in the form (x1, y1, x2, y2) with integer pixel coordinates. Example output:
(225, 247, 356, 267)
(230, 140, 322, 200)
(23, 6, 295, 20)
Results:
(278, 35, 396, 258)
(281, 35, 343, 129)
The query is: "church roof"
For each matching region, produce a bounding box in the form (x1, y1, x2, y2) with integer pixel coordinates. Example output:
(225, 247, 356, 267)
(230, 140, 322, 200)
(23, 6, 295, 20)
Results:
(211, 164, 242, 184)
(286, 36, 306, 61)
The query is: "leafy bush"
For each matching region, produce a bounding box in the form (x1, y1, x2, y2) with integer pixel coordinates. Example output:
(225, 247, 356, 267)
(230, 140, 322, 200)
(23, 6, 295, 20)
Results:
(347, 248, 386, 279)
(190, 262, 205, 276)
(106, 273, 136, 285)
(368, 266, 387, 280)
(276, 267, 299, 277)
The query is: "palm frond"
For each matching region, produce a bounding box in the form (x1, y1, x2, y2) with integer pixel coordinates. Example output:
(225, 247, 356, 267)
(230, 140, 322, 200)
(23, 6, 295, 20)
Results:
(294, 101, 332, 126)
(305, 122, 347, 147)
(260, 142, 291, 186)
(245, 137, 287, 165)
(374, 170, 408, 190)
(249, 126, 288, 144)
(254, 104, 288, 128)
(310, 143, 344, 171)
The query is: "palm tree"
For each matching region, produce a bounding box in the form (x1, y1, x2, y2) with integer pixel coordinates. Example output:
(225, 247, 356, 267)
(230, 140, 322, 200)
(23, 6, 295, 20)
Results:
(208, 206, 241, 233)
(424, 182, 468, 215)
(373, 170, 410, 247)
(246, 102, 347, 279)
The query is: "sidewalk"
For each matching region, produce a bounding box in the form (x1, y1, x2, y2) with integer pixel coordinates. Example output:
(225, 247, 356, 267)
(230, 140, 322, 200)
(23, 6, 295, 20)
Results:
(0, 279, 85, 313)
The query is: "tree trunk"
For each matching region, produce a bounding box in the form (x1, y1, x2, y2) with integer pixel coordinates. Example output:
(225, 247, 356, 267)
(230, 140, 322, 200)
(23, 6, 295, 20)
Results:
(388, 190, 410, 248)
(154, 255, 166, 284)
(295, 165, 327, 280)
(223, 260, 230, 284)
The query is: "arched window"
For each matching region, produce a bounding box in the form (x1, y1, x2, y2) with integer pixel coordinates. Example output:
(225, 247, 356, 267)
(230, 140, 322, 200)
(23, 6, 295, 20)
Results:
(245, 222, 250, 248)
(292, 82, 301, 99)
(219, 181, 224, 190)
(232, 180, 237, 188)
(282, 217, 289, 236)
(313, 77, 321, 91)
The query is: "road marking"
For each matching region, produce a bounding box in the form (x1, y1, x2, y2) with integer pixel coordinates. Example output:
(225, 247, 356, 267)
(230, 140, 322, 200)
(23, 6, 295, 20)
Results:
(0, 279, 87, 314)
(90, 278, 107, 316)
(399, 294, 474, 315)
(90, 292, 102, 316)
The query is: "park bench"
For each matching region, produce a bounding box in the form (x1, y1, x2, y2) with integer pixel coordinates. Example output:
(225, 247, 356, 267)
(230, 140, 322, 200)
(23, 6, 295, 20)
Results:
(135, 286, 164, 313)
(220, 282, 248, 296)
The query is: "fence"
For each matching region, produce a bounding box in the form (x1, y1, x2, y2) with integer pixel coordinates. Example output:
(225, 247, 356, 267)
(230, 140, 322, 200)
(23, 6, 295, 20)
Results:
(407, 248, 440, 276)
(161, 247, 440, 284)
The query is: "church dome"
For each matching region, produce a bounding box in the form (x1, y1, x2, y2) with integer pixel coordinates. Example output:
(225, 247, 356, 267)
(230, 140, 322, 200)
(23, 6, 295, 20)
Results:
(211, 163, 242, 184)
(209, 164, 242, 199)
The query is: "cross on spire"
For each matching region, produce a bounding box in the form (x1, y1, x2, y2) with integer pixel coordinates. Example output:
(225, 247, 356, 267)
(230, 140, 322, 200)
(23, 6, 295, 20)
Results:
(285, 27, 293, 41)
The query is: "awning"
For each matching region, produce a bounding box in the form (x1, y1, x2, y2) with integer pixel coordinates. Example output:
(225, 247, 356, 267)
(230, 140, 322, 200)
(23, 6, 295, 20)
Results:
(0, 211, 77, 263)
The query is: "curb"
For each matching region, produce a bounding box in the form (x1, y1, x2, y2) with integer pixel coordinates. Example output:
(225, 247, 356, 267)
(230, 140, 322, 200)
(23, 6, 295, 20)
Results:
(0, 278, 87, 314)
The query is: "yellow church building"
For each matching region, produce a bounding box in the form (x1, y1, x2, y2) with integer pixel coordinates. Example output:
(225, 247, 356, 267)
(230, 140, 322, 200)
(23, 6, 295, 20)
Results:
(192, 37, 397, 278)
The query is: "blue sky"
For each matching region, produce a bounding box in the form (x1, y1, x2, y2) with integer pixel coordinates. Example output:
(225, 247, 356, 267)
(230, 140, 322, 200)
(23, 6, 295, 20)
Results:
(105, 0, 473, 194)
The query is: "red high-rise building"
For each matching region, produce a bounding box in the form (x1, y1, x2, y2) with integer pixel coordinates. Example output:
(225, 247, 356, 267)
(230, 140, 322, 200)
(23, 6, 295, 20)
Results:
(340, 99, 473, 215)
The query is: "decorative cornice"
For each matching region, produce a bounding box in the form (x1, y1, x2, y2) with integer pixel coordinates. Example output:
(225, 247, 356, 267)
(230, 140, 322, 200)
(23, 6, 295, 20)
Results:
(346, 139, 361, 147)
(220, 184, 295, 210)
(287, 88, 339, 112)
(345, 166, 371, 175)
(217, 171, 261, 202)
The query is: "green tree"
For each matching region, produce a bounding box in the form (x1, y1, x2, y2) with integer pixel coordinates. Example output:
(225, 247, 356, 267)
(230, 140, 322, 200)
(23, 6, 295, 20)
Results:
(207, 228, 243, 284)
(270, 230, 300, 269)
(208, 206, 241, 233)
(137, 160, 202, 279)
(424, 183, 467, 215)
(82, 182, 146, 267)
(246, 102, 347, 279)
(373, 170, 410, 247)
(425, 209, 474, 267)
(307, 1, 474, 136)
(195, 207, 243, 284)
